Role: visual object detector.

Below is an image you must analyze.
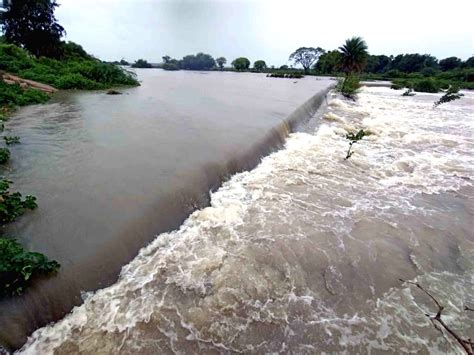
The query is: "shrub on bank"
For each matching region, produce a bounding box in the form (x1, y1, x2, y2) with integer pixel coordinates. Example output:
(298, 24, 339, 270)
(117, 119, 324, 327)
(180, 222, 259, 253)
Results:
(336, 75, 360, 99)
(0, 43, 139, 90)
(413, 78, 440, 93)
(0, 82, 50, 106)
(0, 178, 37, 223)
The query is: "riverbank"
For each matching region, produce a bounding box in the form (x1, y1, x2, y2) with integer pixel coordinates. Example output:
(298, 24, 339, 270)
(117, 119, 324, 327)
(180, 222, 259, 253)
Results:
(15, 86, 473, 353)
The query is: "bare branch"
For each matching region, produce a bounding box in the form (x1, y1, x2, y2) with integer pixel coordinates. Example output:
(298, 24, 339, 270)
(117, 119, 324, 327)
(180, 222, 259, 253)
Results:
(400, 279, 473, 355)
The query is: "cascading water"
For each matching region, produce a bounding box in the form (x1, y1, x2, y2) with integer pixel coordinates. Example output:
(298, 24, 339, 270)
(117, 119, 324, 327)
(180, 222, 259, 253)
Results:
(16, 87, 474, 354)
(0, 71, 333, 351)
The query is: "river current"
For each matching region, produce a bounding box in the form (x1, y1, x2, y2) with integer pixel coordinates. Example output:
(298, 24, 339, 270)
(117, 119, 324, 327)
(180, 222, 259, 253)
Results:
(16, 87, 474, 353)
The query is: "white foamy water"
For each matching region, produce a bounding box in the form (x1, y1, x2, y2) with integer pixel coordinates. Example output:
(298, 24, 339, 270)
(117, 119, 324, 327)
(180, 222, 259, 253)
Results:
(19, 87, 474, 354)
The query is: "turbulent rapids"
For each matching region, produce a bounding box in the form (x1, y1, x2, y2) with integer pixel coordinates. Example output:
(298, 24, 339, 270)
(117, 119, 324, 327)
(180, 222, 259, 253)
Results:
(18, 87, 474, 354)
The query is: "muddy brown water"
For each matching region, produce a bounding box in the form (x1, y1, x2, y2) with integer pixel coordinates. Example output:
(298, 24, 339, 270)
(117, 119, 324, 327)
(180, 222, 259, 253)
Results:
(0, 70, 333, 351)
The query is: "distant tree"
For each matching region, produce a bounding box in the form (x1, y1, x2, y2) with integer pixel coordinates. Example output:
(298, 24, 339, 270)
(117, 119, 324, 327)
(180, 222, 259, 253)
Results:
(162, 55, 171, 64)
(439, 56, 462, 71)
(231, 57, 250, 71)
(462, 56, 474, 68)
(0, 0, 65, 58)
(313, 50, 342, 74)
(289, 47, 325, 74)
(119, 59, 129, 66)
(216, 57, 227, 69)
(388, 53, 438, 73)
(364, 54, 391, 74)
(162, 62, 180, 71)
(253, 60, 267, 71)
(279, 65, 289, 70)
(338, 37, 368, 74)
(180, 53, 215, 70)
(131, 59, 152, 68)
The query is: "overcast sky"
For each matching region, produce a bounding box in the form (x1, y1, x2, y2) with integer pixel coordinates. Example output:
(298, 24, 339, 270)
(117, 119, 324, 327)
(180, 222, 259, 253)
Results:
(56, 0, 474, 65)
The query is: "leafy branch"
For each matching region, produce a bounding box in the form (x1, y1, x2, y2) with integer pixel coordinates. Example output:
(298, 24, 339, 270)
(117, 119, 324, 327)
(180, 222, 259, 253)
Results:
(345, 129, 368, 160)
(434, 86, 463, 108)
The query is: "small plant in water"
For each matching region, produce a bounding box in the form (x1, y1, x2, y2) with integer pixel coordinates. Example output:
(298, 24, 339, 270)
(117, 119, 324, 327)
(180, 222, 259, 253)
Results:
(434, 86, 463, 108)
(336, 75, 360, 100)
(345, 129, 368, 160)
(0, 237, 60, 297)
(0, 147, 10, 164)
(0, 178, 37, 224)
(3, 136, 20, 145)
(402, 88, 415, 96)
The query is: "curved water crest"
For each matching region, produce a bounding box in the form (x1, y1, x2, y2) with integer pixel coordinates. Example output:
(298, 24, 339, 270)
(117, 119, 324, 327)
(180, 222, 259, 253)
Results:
(18, 87, 474, 353)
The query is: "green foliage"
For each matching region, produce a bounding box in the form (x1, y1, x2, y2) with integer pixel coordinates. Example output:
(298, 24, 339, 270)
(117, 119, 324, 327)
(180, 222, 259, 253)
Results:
(336, 75, 360, 99)
(0, 148, 10, 164)
(61, 41, 92, 60)
(181, 53, 215, 70)
(253, 60, 267, 71)
(0, 0, 65, 58)
(0, 237, 60, 297)
(0, 43, 34, 72)
(3, 135, 20, 145)
(289, 47, 325, 74)
(338, 37, 368, 74)
(413, 78, 440, 93)
(0, 178, 37, 223)
(434, 86, 463, 107)
(0, 81, 50, 106)
(345, 129, 369, 159)
(313, 50, 342, 74)
(0, 43, 139, 90)
(216, 57, 227, 69)
(162, 62, 180, 71)
(231, 57, 251, 71)
(131, 59, 152, 68)
(439, 57, 462, 71)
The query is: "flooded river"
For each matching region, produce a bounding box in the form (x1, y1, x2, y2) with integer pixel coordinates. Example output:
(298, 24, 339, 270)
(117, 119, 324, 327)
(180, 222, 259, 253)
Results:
(13, 86, 474, 353)
(0, 70, 332, 350)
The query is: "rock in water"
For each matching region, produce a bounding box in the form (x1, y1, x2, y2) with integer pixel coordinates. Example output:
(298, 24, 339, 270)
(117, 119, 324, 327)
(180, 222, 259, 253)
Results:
(106, 90, 122, 95)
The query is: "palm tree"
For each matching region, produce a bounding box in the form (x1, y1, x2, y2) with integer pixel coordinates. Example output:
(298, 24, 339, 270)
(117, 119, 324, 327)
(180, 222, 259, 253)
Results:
(338, 37, 368, 75)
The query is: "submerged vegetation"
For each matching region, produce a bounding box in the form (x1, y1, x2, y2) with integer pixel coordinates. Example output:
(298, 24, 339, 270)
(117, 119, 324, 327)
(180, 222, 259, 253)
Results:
(434, 86, 464, 107)
(267, 73, 304, 79)
(344, 129, 369, 160)
(0, 237, 60, 297)
(0, 147, 10, 164)
(0, 178, 37, 224)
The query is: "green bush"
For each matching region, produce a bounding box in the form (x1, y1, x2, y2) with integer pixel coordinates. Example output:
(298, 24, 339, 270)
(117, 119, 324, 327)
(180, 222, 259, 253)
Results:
(0, 82, 50, 106)
(0, 178, 37, 223)
(0, 148, 10, 163)
(0, 237, 60, 296)
(1, 43, 139, 91)
(54, 73, 102, 90)
(4, 136, 20, 145)
(336, 75, 361, 99)
(162, 62, 180, 71)
(0, 44, 34, 72)
(413, 78, 440, 93)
